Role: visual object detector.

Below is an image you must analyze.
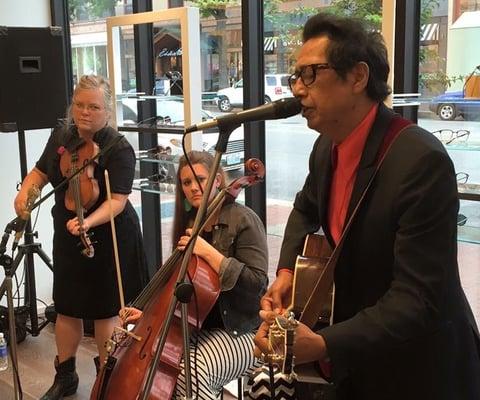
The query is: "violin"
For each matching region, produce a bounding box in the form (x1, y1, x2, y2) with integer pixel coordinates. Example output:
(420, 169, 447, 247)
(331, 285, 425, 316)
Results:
(59, 139, 100, 258)
(90, 158, 265, 400)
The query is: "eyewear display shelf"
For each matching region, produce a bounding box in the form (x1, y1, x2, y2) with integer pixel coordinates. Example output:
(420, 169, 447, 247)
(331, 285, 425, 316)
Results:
(118, 123, 183, 195)
(443, 142, 480, 245)
(119, 124, 480, 244)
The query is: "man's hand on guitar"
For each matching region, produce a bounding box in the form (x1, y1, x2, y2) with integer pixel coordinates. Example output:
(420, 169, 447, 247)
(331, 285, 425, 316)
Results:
(292, 322, 328, 364)
(260, 269, 293, 314)
(254, 318, 328, 366)
(253, 321, 270, 361)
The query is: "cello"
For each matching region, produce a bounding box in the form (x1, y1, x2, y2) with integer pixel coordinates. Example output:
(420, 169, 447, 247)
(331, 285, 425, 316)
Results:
(90, 158, 265, 400)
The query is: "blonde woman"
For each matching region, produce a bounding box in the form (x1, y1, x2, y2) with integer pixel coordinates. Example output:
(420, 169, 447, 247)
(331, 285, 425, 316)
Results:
(14, 75, 148, 400)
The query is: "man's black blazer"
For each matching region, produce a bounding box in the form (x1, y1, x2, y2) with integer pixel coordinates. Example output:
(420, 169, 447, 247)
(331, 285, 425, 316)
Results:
(279, 104, 480, 400)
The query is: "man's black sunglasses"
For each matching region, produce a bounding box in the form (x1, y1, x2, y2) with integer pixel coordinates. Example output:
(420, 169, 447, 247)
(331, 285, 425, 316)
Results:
(288, 63, 333, 90)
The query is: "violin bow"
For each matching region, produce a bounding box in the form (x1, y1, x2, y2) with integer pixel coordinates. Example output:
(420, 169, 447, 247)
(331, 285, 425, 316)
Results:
(104, 170, 142, 343)
(104, 169, 126, 310)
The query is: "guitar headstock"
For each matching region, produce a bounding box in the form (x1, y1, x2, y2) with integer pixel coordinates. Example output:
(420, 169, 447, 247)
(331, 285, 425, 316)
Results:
(266, 311, 298, 376)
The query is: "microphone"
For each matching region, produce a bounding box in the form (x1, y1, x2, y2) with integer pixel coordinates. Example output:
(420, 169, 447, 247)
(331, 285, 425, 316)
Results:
(184, 97, 302, 134)
(12, 185, 41, 252)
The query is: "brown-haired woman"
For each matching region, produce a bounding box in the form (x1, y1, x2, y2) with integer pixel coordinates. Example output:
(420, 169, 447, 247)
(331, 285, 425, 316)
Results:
(123, 150, 268, 399)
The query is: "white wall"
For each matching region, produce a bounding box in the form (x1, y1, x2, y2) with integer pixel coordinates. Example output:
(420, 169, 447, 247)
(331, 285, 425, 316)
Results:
(0, 0, 55, 310)
(0, 0, 51, 26)
(446, 11, 480, 91)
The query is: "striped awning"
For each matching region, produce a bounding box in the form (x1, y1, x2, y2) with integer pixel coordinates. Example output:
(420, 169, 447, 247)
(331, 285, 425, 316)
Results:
(420, 23, 439, 43)
(264, 36, 277, 53)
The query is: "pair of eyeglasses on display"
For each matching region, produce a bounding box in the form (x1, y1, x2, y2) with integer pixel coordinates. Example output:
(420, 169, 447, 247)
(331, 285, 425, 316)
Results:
(455, 172, 480, 226)
(456, 172, 469, 184)
(135, 173, 176, 193)
(456, 171, 480, 198)
(457, 213, 468, 226)
(432, 129, 470, 145)
(146, 170, 169, 183)
(136, 145, 174, 161)
(137, 115, 174, 127)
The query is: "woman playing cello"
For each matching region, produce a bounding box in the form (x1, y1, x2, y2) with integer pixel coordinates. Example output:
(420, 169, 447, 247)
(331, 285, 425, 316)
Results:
(122, 150, 268, 399)
(14, 75, 149, 400)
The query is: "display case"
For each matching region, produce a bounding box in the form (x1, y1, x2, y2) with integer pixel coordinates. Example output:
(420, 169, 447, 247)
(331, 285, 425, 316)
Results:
(439, 137, 480, 244)
(118, 124, 182, 196)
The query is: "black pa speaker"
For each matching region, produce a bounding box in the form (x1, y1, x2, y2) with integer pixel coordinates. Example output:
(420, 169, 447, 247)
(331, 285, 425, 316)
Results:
(0, 26, 68, 131)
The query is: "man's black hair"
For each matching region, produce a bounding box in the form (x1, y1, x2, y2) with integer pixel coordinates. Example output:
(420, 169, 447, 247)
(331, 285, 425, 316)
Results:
(303, 13, 391, 102)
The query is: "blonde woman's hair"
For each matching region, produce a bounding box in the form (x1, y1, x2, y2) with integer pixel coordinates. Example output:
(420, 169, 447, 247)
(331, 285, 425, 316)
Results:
(67, 74, 113, 124)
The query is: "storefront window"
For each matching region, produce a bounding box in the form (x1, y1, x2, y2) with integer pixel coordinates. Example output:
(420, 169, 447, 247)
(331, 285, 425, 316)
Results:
(69, 0, 134, 86)
(73, 2, 246, 260)
(418, 0, 480, 246)
(418, 0, 480, 320)
(263, 1, 384, 272)
(69, 0, 120, 23)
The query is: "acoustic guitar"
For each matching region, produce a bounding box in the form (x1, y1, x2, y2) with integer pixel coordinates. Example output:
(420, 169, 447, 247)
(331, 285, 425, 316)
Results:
(266, 233, 334, 384)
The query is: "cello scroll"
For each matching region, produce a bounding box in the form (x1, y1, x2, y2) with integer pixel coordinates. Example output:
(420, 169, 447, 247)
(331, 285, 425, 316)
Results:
(225, 158, 265, 200)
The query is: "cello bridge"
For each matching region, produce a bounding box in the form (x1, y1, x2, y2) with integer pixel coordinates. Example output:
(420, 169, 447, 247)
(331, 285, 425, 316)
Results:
(114, 325, 142, 342)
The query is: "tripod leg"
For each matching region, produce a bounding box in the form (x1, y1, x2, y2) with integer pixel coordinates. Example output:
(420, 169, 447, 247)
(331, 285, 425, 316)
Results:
(30, 245, 54, 333)
(24, 247, 41, 336)
(5, 270, 21, 400)
(35, 246, 54, 272)
(1, 244, 53, 337)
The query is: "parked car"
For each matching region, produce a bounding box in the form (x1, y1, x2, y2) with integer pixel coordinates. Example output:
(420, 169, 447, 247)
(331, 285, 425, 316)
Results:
(429, 91, 480, 121)
(120, 96, 245, 173)
(154, 77, 170, 96)
(216, 74, 292, 112)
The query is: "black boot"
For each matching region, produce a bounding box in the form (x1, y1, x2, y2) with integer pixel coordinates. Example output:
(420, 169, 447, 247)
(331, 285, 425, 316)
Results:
(40, 356, 79, 400)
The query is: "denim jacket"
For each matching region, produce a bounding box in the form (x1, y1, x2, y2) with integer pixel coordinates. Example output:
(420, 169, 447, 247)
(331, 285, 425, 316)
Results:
(212, 202, 268, 336)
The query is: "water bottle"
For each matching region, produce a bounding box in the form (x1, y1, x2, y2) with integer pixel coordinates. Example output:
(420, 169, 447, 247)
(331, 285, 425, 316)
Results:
(0, 332, 8, 371)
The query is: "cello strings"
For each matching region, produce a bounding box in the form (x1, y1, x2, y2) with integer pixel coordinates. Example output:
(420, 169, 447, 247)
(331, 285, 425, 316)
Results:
(129, 188, 227, 310)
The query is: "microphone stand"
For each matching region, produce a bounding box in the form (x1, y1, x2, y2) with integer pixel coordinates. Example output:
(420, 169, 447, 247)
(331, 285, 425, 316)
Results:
(140, 121, 240, 400)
